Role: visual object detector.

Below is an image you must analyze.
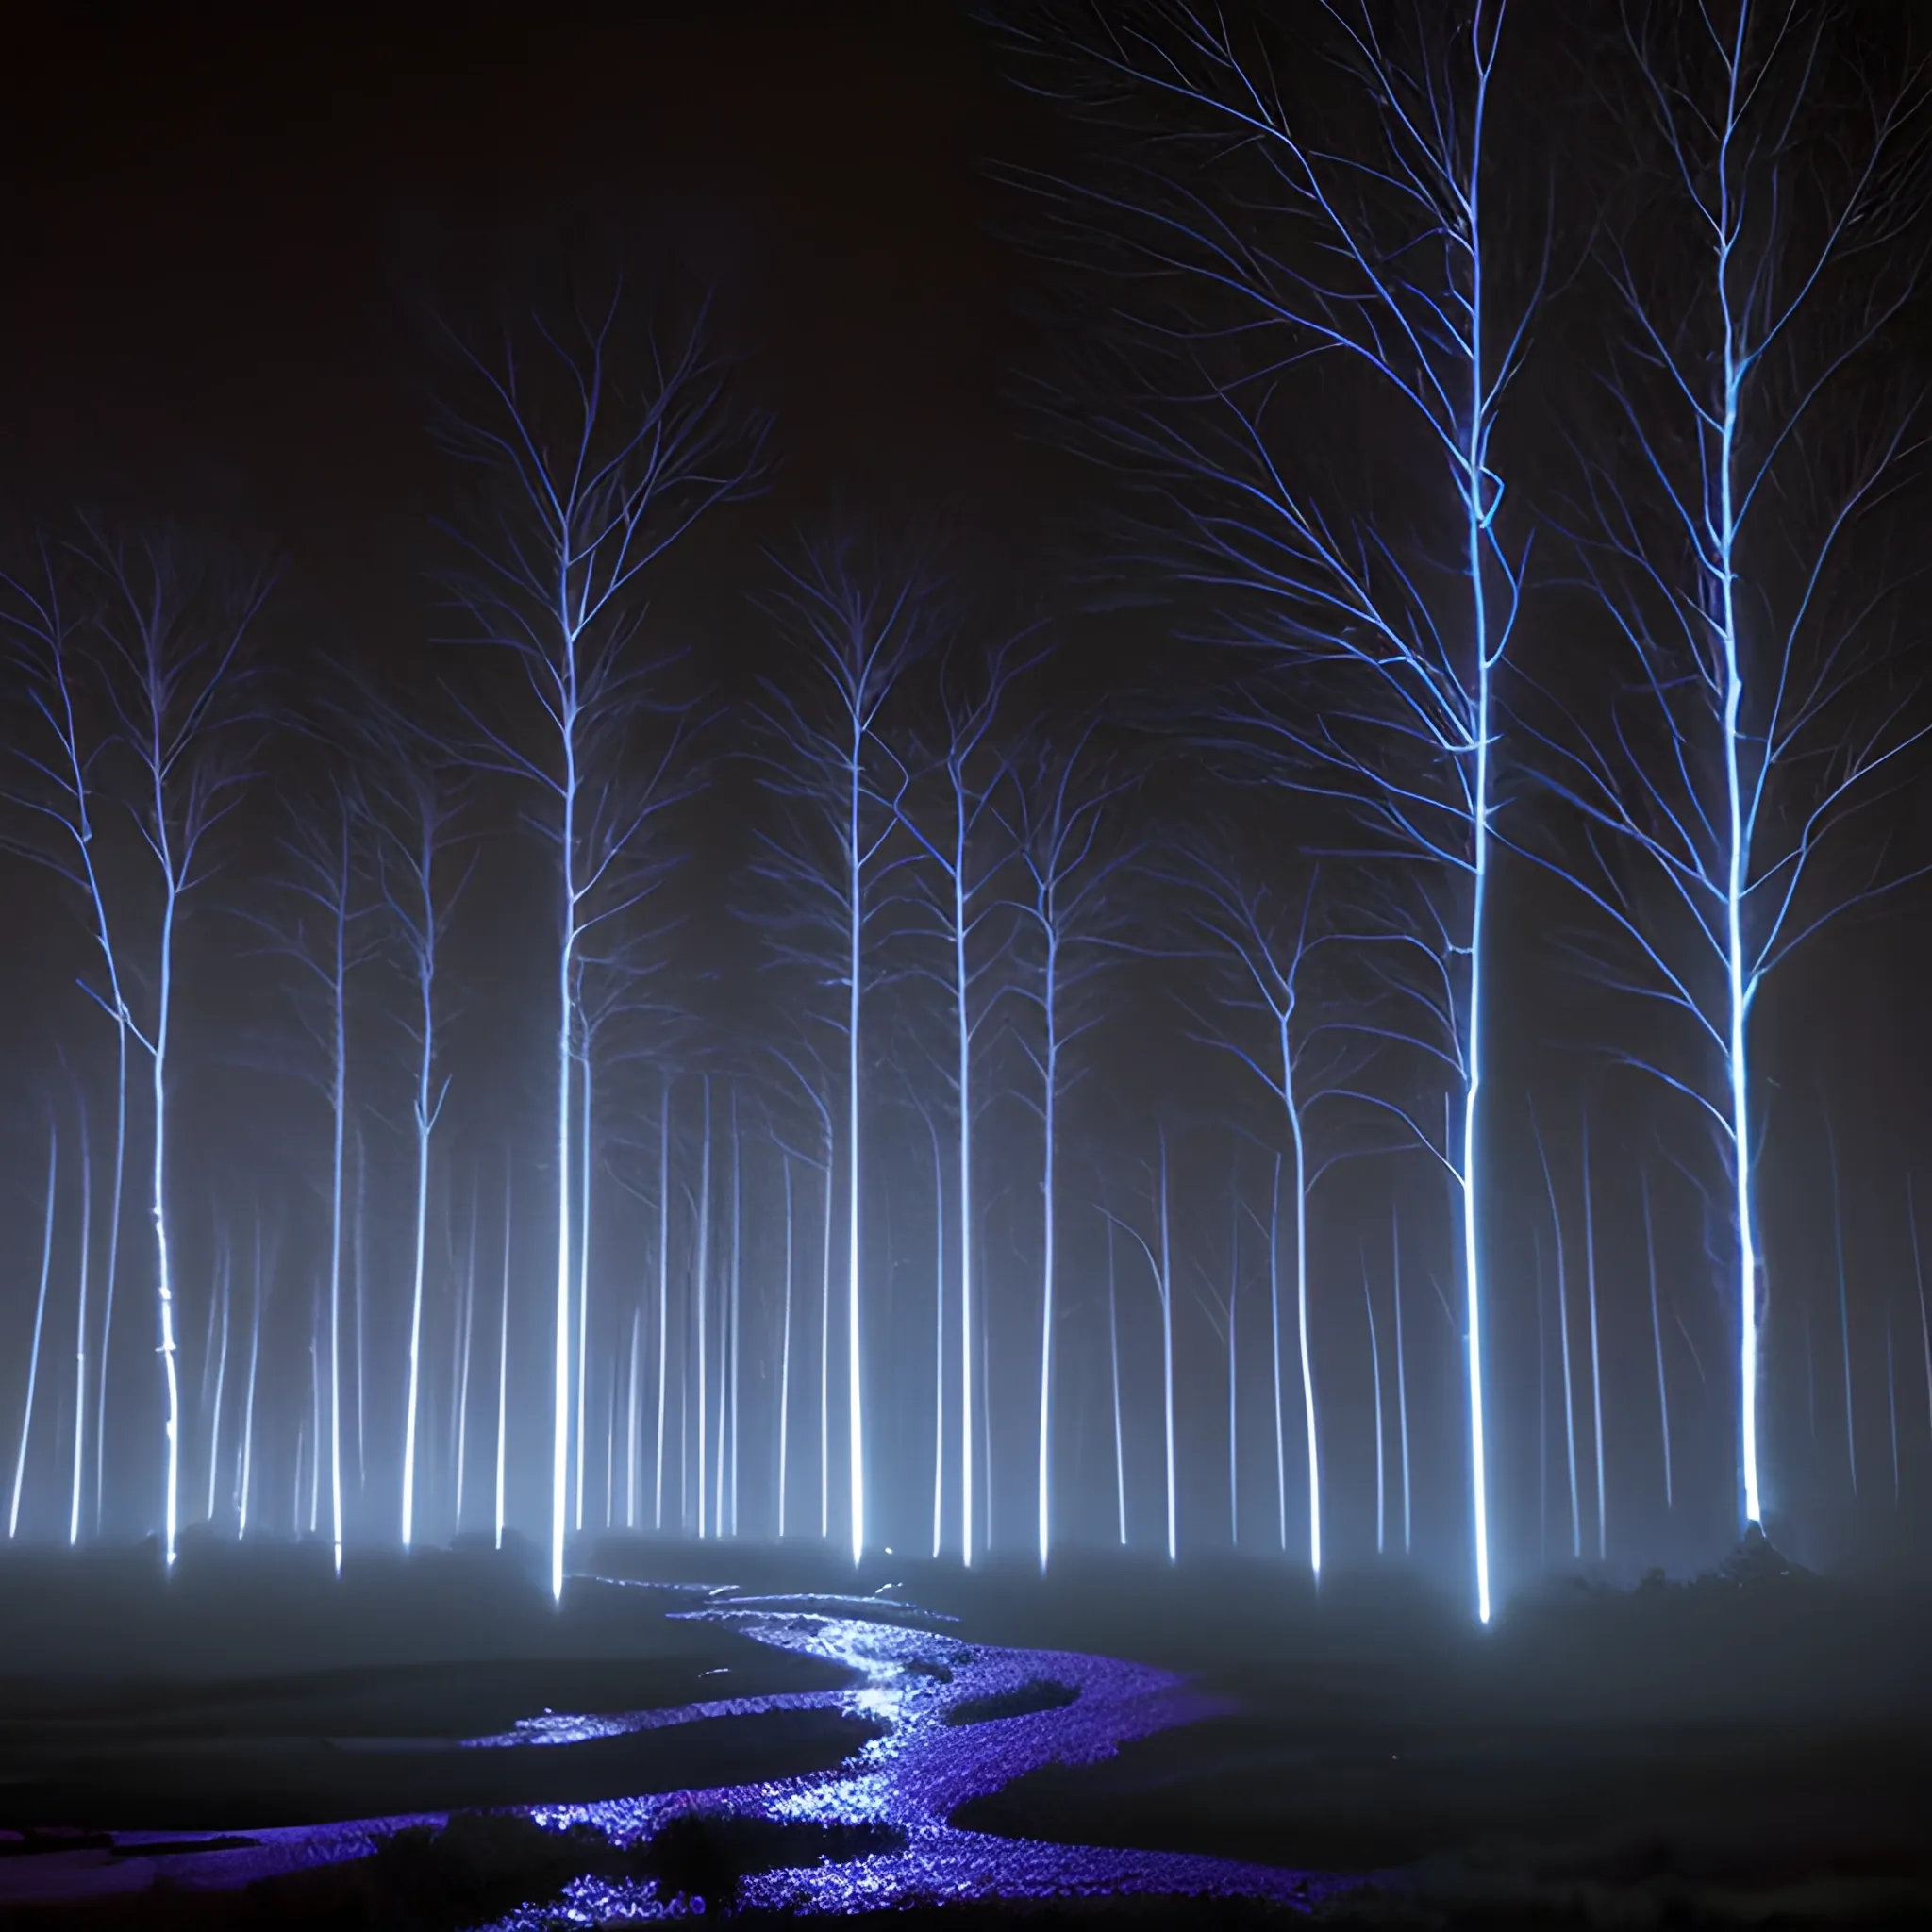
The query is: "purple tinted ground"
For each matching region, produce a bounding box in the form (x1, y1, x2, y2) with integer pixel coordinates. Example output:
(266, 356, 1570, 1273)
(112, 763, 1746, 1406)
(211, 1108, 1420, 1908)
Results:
(0, 1578, 1359, 1922)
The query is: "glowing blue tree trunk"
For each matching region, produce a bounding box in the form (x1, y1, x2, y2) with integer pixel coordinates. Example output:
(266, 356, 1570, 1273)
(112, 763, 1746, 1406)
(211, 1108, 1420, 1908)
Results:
(400, 1058, 432, 1547)
(204, 1229, 230, 1525)
(845, 742, 866, 1565)
(1010, 3, 1531, 1619)
(1581, 1116, 1606, 1562)
(1010, 727, 1132, 1573)
(94, 1036, 125, 1541)
(69, 1092, 92, 1545)
(1286, 1018, 1319, 1578)
(1364, 1249, 1385, 1557)
(1393, 1210, 1410, 1555)
(755, 541, 930, 1562)
(778, 1155, 796, 1540)
(654, 1079, 671, 1533)
(625, 1301, 641, 1531)
(439, 280, 759, 1595)
(819, 1138, 833, 1541)
(151, 756, 185, 1559)
(273, 791, 362, 1573)
(351, 1131, 367, 1494)
(1268, 1157, 1287, 1556)
(726, 1086, 742, 1537)
(9, 1121, 58, 1539)
(1534, 5, 1925, 1538)
(455, 1188, 477, 1533)
(1222, 1185, 1240, 1547)
(102, 542, 263, 1566)
(1112, 1140, 1178, 1563)
(496, 1164, 511, 1551)
(1158, 1137, 1175, 1563)
(1188, 865, 1329, 1576)
(326, 858, 348, 1572)
(693, 1075, 712, 1539)
(384, 745, 461, 1555)
(2, 560, 137, 1546)
(1641, 1171, 1672, 1512)
(574, 1044, 592, 1534)
(923, 1106, 944, 1559)
(1107, 1216, 1125, 1548)
(238, 1215, 263, 1541)
(890, 646, 1029, 1566)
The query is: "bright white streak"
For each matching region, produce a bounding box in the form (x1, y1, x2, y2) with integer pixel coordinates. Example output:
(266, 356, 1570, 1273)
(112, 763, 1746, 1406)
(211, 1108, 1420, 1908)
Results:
(205, 1230, 230, 1524)
(150, 764, 184, 1568)
(626, 1304, 640, 1531)
(69, 1092, 92, 1545)
(725, 1089, 741, 1536)
(399, 907, 436, 1553)
(1709, 9, 1761, 1528)
(779, 1155, 795, 1541)
(9, 1121, 58, 1539)
(238, 1216, 262, 1541)
(1107, 1214, 1125, 1547)
(573, 1047, 591, 1533)
(1642, 1170, 1673, 1511)
(603, 1356, 616, 1528)
(653, 1079, 670, 1533)
(324, 811, 349, 1577)
(1459, 49, 1497, 1623)
(308, 1309, 323, 1535)
(1035, 907, 1058, 1575)
(549, 689, 579, 1603)
(495, 1163, 510, 1551)
(819, 1150, 833, 1543)
(1282, 1012, 1320, 1579)
(927, 1114, 943, 1559)
(847, 725, 867, 1569)
(1392, 1209, 1410, 1555)
(693, 1076, 712, 1538)
(1268, 1154, 1287, 1556)
(352, 1129, 366, 1492)
(1224, 1185, 1239, 1549)
(1364, 1249, 1384, 1557)
(1158, 1136, 1176, 1564)
(1582, 1117, 1606, 1562)
(454, 1191, 476, 1532)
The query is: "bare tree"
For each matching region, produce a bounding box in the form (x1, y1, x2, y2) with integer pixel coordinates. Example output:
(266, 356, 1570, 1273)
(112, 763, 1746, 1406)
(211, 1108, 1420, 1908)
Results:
(93, 533, 267, 1564)
(1001, 0, 1544, 1620)
(751, 532, 931, 1563)
(1528, 2, 1929, 1530)
(436, 269, 763, 1596)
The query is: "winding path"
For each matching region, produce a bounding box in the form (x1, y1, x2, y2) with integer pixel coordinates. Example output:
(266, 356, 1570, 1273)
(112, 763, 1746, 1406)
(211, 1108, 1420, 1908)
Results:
(0, 1575, 1360, 1920)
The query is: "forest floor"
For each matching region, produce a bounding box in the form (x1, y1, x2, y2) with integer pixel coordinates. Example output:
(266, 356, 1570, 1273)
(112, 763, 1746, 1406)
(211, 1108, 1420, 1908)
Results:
(0, 1533, 1927, 1926)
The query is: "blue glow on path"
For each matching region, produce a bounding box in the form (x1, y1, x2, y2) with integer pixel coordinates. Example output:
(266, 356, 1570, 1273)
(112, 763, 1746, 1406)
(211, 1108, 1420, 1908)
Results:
(0, 1575, 1364, 1920)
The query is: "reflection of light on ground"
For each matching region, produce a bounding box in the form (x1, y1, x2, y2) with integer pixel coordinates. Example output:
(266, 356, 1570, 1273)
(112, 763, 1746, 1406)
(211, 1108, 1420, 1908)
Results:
(506, 1594, 1355, 1922)
(0, 1575, 1362, 1920)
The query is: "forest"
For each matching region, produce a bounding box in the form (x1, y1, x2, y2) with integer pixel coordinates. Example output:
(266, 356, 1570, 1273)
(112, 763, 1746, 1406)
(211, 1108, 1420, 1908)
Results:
(3, 0, 1929, 1626)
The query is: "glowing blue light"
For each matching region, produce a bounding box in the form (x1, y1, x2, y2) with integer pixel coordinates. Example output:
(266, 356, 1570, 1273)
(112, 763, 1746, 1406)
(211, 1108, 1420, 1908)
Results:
(8, 1585, 1366, 1920)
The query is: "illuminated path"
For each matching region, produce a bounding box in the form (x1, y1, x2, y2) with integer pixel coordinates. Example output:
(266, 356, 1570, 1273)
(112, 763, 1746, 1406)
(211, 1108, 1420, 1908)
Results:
(0, 1577, 1363, 1919)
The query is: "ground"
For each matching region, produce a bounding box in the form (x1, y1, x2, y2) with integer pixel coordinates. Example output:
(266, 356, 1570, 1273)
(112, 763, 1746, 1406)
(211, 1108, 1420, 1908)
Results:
(0, 1532, 1927, 1926)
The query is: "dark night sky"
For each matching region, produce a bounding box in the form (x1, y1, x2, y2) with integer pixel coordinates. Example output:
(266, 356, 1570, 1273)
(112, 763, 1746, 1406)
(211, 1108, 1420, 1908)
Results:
(0, 4, 1068, 653)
